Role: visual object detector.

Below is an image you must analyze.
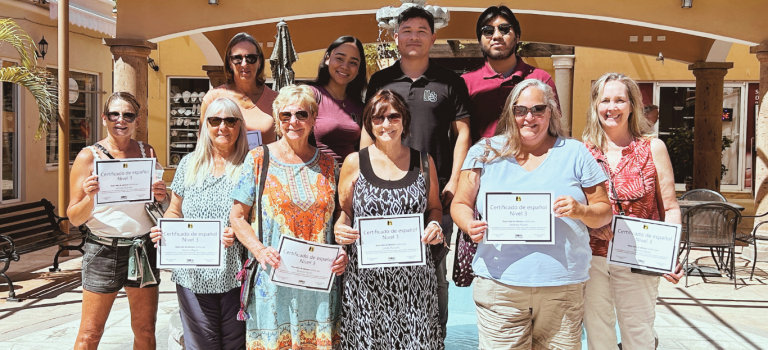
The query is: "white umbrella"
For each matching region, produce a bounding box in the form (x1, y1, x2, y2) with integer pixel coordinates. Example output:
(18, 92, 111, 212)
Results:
(269, 20, 298, 91)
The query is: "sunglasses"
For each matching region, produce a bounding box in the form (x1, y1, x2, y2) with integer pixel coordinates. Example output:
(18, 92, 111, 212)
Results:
(230, 54, 259, 65)
(372, 113, 402, 124)
(512, 104, 548, 117)
(480, 23, 513, 37)
(208, 117, 239, 127)
(106, 111, 137, 123)
(278, 110, 310, 122)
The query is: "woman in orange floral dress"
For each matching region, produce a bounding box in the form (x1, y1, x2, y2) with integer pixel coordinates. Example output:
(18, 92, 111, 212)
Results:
(230, 85, 348, 350)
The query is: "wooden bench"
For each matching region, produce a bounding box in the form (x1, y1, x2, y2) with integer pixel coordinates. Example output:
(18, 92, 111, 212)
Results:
(0, 199, 87, 301)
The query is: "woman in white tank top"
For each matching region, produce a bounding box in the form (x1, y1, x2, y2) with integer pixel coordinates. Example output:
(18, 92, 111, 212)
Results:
(67, 92, 168, 349)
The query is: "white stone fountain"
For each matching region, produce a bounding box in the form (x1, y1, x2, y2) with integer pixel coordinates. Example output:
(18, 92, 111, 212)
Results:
(376, 0, 450, 35)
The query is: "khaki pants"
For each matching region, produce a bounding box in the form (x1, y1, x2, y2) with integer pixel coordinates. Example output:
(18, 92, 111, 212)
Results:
(584, 256, 660, 350)
(473, 277, 586, 350)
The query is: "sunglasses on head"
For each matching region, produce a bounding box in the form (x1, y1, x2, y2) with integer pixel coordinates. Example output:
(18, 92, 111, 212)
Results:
(480, 23, 513, 37)
(278, 110, 310, 122)
(207, 117, 239, 127)
(230, 54, 259, 65)
(372, 113, 402, 124)
(512, 104, 548, 117)
(106, 111, 137, 123)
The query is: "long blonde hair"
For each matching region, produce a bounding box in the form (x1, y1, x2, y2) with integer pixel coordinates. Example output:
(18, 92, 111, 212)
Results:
(582, 73, 652, 150)
(480, 79, 565, 163)
(184, 97, 249, 186)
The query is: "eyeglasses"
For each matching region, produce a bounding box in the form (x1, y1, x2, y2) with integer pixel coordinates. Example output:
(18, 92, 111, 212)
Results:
(207, 117, 239, 127)
(372, 113, 402, 124)
(512, 104, 548, 117)
(106, 111, 137, 123)
(229, 54, 259, 65)
(480, 23, 513, 37)
(278, 110, 310, 122)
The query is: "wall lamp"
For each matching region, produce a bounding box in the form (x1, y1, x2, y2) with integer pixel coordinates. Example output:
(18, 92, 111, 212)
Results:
(36, 36, 48, 60)
(681, 0, 693, 8)
(208, 0, 218, 5)
(148, 57, 159, 71)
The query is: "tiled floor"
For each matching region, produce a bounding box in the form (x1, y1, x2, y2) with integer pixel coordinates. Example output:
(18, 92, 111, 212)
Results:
(2, 245, 768, 349)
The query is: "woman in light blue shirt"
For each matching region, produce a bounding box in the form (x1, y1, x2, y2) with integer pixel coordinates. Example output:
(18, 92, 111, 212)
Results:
(451, 79, 613, 350)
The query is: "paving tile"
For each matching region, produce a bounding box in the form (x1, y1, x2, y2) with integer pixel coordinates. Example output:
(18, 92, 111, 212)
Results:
(8, 342, 74, 350)
(656, 337, 685, 349)
(680, 340, 750, 350)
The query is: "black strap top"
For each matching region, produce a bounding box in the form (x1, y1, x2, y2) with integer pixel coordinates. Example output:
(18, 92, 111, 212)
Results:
(359, 147, 421, 189)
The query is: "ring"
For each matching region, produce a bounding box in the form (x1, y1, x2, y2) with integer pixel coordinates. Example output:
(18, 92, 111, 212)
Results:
(266, 252, 271, 257)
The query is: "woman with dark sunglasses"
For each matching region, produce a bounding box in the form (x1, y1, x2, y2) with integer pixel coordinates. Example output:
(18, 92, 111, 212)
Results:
(307, 36, 367, 163)
(201, 32, 278, 148)
(149, 97, 249, 349)
(230, 85, 348, 350)
(451, 80, 613, 349)
(68, 92, 167, 349)
(335, 89, 445, 349)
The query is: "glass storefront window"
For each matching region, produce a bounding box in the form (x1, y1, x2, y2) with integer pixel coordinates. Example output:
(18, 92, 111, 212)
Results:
(45, 69, 99, 165)
(2, 61, 20, 202)
(659, 84, 743, 188)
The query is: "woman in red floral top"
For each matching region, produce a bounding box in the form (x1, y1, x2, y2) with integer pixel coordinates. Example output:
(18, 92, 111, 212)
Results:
(582, 73, 683, 350)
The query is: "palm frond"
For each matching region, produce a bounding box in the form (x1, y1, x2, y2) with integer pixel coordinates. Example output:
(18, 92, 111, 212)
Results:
(0, 66, 59, 140)
(0, 18, 38, 69)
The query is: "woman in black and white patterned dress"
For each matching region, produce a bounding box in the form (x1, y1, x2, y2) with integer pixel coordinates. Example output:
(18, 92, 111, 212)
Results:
(150, 97, 250, 350)
(335, 90, 445, 349)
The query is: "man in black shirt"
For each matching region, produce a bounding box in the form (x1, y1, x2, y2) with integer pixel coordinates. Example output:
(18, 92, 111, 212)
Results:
(362, 6, 472, 339)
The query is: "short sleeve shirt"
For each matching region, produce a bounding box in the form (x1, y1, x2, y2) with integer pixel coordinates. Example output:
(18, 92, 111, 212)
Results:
(309, 85, 363, 162)
(462, 59, 558, 143)
(462, 136, 607, 287)
(168, 154, 243, 294)
(366, 59, 472, 184)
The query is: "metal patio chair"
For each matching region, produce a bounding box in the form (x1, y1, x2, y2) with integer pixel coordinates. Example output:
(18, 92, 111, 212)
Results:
(682, 203, 741, 288)
(736, 211, 768, 280)
(679, 189, 727, 202)
(678, 189, 727, 255)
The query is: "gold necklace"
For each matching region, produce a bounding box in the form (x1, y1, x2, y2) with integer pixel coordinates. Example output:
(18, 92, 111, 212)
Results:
(326, 87, 346, 108)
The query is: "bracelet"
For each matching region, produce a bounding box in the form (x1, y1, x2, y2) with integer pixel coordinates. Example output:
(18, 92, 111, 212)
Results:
(427, 220, 442, 230)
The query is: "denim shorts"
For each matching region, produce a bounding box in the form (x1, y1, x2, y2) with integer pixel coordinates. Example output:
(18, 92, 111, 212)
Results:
(81, 235, 160, 294)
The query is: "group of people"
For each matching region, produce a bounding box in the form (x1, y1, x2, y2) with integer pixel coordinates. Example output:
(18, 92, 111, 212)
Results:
(67, 5, 683, 350)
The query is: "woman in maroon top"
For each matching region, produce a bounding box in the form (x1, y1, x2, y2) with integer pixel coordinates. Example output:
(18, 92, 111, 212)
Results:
(582, 73, 683, 350)
(308, 36, 367, 162)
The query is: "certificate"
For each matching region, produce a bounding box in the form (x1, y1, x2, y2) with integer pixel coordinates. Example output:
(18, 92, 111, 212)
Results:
(156, 218, 224, 269)
(247, 130, 263, 150)
(607, 216, 681, 274)
(355, 213, 426, 268)
(485, 192, 555, 244)
(94, 158, 155, 206)
(269, 236, 341, 293)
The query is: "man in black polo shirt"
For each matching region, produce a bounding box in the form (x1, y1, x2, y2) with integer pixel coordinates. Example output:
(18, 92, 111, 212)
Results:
(362, 6, 472, 339)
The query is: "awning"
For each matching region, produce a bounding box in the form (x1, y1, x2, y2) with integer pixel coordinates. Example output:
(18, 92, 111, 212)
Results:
(49, 0, 116, 37)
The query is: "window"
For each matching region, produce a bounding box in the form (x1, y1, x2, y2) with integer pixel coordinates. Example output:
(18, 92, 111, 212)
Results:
(658, 83, 747, 191)
(46, 69, 99, 165)
(1, 61, 20, 202)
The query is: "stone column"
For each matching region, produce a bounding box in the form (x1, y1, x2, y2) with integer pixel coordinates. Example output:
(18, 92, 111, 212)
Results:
(551, 55, 575, 135)
(203, 65, 227, 88)
(746, 42, 768, 262)
(688, 61, 733, 191)
(103, 38, 158, 144)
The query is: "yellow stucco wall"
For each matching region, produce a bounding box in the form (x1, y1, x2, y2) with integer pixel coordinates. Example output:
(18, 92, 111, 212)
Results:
(0, 7, 113, 207)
